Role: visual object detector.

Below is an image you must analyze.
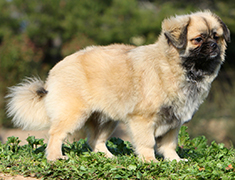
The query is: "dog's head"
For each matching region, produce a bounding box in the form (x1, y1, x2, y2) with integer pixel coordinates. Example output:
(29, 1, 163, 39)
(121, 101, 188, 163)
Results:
(162, 11, 230, 80)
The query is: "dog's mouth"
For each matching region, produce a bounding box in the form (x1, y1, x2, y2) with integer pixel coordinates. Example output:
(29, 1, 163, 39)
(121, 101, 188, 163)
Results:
(209, 51, 218, 59)
(208, 48, 220, 59)
(181, 45, 222, 81)
(207, 41, 220, 60)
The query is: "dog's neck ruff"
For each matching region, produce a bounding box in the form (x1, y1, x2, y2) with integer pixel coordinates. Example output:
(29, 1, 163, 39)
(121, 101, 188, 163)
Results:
(181, 55, 221, 82)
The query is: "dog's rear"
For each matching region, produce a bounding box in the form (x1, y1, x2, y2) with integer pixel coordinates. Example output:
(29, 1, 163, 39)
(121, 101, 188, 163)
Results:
(6, 44, 136, 161)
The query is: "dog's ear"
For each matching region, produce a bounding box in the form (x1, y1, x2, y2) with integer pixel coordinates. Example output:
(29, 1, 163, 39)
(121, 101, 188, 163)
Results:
(221, 22, 230, 43)
(162, 16, 191, 49)
(213, 14, 231, 43)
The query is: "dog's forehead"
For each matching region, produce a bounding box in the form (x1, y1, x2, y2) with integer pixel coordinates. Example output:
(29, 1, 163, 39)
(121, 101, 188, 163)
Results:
(188, 14, 223, 38)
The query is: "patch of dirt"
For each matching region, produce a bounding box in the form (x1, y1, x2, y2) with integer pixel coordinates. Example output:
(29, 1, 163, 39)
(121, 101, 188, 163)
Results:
(0, 129, 49, 145)
(0, 173, 38, 180)
(187, 118, 234, 147)
(0, 122, 130, 145)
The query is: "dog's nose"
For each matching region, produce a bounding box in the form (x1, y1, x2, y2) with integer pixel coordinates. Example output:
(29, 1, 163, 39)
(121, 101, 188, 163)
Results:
(210, 42, 217, 48)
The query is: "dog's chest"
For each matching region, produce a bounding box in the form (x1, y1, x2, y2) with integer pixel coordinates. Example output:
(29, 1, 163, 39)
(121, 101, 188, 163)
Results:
(156, 80, 209, 134)
(177, 81, 208, 123)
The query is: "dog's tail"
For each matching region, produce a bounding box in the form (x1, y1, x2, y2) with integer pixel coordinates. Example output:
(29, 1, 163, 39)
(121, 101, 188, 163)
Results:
(6, 77, 50, 130)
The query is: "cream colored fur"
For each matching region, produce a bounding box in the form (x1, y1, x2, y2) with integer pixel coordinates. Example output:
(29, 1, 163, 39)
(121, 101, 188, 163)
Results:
(6, 11, 229, 162)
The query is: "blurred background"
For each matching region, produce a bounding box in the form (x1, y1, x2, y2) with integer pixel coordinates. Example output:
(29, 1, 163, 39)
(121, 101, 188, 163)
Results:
(0, 0, 235, 147)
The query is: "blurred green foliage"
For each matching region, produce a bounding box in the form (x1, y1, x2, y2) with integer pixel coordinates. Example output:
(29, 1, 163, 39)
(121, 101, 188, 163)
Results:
(0, 0, 235, 143)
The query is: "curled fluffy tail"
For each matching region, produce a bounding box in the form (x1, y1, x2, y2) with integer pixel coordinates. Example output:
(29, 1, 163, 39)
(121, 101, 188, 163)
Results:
(6, 77, 50, 130)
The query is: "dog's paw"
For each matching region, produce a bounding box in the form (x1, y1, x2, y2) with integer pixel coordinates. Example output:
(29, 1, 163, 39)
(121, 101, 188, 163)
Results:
(47, 155, 68, 161)
(139, 155, 159, 163)
(178, 158, 188, 162)
(166, 157, 188, 162)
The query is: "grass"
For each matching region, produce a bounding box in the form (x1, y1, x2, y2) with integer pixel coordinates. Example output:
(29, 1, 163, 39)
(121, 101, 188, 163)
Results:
(0, 126, 235, 179)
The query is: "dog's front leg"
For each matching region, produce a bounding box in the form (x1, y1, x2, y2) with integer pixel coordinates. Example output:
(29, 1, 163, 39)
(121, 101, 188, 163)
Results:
(155, 125, 186, 161)
(127, 115, 157, 162)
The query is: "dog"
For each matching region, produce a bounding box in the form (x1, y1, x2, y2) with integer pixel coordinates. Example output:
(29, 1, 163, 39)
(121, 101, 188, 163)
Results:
(6, 11, 230, 162)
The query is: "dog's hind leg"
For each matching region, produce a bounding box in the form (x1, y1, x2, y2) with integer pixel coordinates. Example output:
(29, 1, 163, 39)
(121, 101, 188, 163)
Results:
(46, 109, 89, 161)
(85, 113, 118, 158)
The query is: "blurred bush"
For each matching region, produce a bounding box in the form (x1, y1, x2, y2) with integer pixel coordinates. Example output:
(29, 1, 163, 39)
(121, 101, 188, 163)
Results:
(0, 33, 43, 127)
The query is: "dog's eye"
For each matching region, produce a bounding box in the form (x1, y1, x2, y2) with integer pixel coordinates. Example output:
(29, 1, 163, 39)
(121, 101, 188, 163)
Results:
(195, 37, 203, 43)
(192, 37, 203, 45)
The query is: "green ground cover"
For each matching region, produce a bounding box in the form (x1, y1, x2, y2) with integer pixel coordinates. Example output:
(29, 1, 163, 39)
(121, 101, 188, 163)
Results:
(0, 126, 234, 179)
